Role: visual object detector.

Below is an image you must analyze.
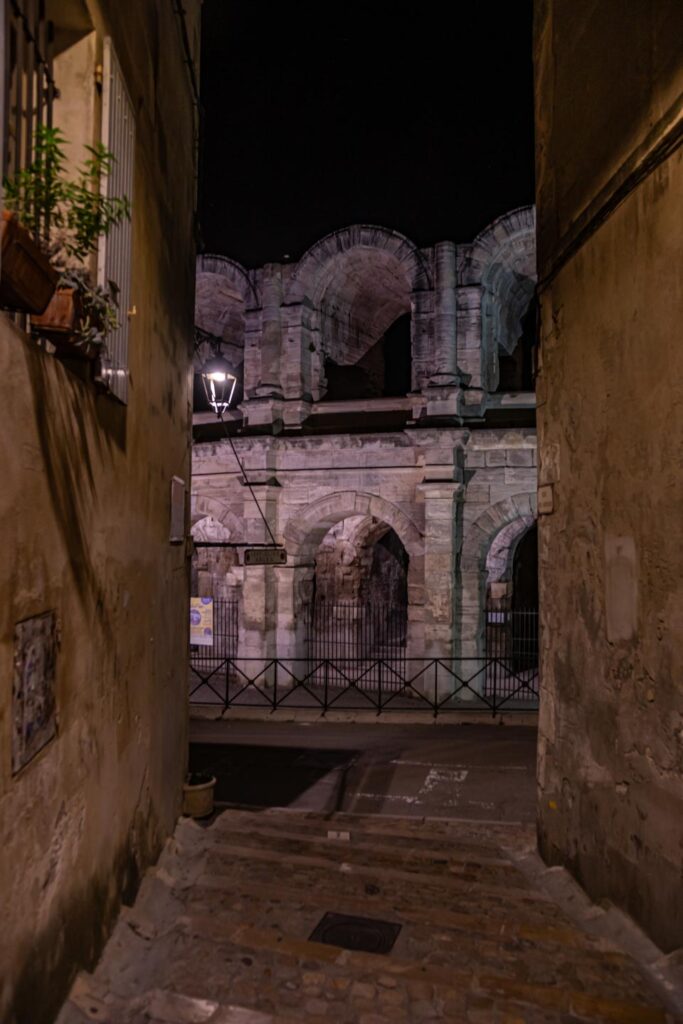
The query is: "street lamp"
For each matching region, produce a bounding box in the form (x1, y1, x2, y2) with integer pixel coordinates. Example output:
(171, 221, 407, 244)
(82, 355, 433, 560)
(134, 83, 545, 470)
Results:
(200, 352, 237, 416)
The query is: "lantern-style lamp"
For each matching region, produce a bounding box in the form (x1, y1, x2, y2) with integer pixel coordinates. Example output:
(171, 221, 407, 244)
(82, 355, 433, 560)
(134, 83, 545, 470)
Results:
(200, 352, 237, 416)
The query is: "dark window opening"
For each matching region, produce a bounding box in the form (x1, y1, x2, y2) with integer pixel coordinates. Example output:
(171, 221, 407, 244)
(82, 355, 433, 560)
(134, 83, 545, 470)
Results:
(497, 297, 537, 392)
(381, 313, 411, 396)
(322, 313, 412, 401)
(512, 522, 538, 612)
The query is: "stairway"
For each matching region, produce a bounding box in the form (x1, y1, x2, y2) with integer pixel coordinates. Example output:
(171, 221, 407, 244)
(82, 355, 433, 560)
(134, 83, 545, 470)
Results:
(58, 809, 677, 1023)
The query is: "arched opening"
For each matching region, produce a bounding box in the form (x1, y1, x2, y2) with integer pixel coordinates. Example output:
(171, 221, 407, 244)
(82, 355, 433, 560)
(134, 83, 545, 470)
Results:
(484, 516, 538, 695)
(512, 521, 538, 613)
(305, 246, 413, 401)
(307, 516, 409, 685)
(190, 516, 242, 664)
(496, 294, 537, 392)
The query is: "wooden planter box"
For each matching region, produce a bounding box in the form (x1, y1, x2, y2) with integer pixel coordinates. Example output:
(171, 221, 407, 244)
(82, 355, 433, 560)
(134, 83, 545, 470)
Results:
(0, 210, 58, 314)
(31, 286, 100, 360)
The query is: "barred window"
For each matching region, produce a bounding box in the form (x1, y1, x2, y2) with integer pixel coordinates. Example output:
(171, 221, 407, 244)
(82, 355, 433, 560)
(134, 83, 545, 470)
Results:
(4, 0, 57, 236)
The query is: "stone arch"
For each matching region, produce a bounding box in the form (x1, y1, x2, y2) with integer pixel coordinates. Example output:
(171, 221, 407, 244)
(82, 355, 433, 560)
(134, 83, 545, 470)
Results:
(464, 207, 537, 393)
(194, 256, 259, 405)
(191, 496, 243, 540)
(486, 514, 536, 589)
(292, 224, 432, 299)
(287, 226, 433, 399)
(284, 490, 423, 562)
(281, 491, 424, 659)
(459, 492, 537, 659)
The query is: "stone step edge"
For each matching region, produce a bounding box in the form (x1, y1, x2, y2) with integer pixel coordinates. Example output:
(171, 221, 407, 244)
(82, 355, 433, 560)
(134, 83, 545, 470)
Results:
(188, 823, 517, 871)
(196, 840, 550, 904)
(179, 876, 623, 959)
(178, 914, 669, 1024)
(63, 977, 296, 1024)
(203, 805, 534, 835)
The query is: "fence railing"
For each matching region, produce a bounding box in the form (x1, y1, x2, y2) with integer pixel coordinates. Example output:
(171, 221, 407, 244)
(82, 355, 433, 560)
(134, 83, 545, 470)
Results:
(189, 656, 538, 716)
(307, 599, 407, 691)
(485, 604, 538, 700)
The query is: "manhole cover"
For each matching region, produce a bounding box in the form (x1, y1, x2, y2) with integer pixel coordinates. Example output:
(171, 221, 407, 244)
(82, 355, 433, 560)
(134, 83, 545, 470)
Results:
(309, 912, 401, 954)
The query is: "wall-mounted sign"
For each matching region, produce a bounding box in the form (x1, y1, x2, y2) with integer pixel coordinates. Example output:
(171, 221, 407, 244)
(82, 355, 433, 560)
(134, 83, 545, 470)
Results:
(170, 476, 186, 543)
(538, 483, 555, 515)
(244, 547, 287, 566)
(190, 597, 214, 646)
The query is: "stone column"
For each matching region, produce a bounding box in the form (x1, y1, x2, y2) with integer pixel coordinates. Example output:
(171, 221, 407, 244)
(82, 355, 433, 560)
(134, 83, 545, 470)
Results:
(238, 458, 280, 672)
(254, 264, 283, 396)
(274, 557, 315, 680)
(416, 475, 463, 701)
(244, 265, 285, 430)
(430, 241, 459, 385)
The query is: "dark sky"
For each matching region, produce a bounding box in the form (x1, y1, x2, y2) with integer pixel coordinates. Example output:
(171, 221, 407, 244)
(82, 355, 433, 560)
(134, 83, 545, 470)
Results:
(199, 2, 535, 268)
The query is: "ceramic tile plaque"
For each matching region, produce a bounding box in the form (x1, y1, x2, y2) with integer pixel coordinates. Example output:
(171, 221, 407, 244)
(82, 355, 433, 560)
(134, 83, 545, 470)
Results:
(12, 611, 58, 774)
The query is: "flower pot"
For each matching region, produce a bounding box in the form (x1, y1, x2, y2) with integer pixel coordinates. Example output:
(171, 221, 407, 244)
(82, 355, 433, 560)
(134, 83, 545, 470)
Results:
(182, 773, 216, 819)
(31, 286, 102, 360)
(0, 210, 58, 314)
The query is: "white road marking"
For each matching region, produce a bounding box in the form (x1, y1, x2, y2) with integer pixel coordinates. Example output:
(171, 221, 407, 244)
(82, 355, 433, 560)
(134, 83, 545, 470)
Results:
(391, 760, 527, 770)
(420, 768, 469, 793)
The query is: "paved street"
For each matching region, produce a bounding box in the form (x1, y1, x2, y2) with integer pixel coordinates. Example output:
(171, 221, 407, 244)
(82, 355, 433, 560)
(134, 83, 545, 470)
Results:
(188, 720, 538, 822)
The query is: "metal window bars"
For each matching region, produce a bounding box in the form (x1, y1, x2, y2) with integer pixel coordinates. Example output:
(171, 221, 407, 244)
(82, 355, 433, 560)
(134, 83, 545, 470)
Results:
(4, 0, 56, 233)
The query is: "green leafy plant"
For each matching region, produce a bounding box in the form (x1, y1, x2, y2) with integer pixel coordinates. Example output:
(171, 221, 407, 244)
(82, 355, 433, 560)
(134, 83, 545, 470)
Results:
(3, 125, 130, 349)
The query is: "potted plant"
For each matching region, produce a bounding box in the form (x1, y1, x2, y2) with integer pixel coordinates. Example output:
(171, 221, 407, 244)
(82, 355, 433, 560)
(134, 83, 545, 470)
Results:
(3, 125, 130, 359)
(182, 770, 217, 819)
(0, 209, 59, 314)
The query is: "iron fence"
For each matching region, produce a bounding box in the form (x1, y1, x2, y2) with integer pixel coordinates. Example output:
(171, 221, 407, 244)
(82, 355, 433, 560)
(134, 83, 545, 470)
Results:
(485, 603, 538, 701)
(306, 599, 406, 691)
(189, 655, 538, 716)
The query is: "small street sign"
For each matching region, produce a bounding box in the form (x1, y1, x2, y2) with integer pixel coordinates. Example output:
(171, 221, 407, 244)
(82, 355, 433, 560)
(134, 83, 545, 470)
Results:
(244, 547, 288, 566)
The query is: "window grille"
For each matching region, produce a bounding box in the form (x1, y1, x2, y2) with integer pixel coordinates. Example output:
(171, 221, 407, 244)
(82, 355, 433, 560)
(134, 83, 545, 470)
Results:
(3, 0, 56, 235)
(97, 37, 134, 404)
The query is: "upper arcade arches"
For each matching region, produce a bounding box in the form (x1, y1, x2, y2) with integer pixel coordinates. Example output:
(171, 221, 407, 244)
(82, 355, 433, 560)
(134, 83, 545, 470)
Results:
(466, 207, 537, 392)
(289, 225, 432, 400)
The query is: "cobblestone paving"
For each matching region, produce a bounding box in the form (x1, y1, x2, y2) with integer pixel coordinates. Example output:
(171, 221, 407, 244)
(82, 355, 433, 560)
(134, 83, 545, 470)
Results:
(58, 809, 681, 1024)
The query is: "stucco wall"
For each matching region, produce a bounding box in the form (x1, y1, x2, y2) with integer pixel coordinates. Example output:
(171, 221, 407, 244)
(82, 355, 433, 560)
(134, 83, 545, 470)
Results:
(0, 2, 199, 1020)
(534, 0, 683, 951)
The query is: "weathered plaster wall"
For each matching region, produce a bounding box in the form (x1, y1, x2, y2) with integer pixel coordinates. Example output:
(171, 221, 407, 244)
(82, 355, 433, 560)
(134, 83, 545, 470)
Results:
(534, 0, 683, 951)
(0, 2, 200, 1019)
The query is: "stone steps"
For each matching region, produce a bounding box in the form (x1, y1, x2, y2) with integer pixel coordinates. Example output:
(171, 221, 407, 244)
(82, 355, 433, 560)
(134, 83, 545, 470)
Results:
(57, 808, 678, 1024)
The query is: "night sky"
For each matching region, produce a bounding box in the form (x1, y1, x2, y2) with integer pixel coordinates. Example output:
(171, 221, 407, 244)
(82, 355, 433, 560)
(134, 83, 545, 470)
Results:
(199, 2, 535, 269)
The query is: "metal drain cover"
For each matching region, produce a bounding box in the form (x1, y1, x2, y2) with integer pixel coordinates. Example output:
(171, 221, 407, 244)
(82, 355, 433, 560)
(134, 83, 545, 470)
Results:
(309, 912, 402, 954)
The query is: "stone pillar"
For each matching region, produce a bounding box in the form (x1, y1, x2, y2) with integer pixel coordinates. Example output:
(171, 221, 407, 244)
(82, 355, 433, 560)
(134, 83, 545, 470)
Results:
(275, 557, 315, 677)
(410, 290, 434, 393)
(238, 460, 280, 667)
(254, 265, 283, 397)
(243, 266, 285, 430)
(430, 241, 459, 386)
(416, 477, 462, 671)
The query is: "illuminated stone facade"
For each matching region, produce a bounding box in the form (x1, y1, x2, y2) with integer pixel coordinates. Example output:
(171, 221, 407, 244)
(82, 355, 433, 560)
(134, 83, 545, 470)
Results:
(192, 208, 537, 666)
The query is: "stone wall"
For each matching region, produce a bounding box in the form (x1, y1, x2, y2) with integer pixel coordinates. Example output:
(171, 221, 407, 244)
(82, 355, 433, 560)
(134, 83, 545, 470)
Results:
(195, 210, 537, 425)
(534, 0, 683, 951)
(192, 428, 537, 667)
(0, 2, 200, 1019)
(192, 209, 539, 678)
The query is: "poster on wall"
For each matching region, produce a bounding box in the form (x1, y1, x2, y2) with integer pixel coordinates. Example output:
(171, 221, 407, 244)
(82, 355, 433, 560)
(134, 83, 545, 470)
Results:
(190, 597, 214, 646)
(12, 610, 58, 774)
